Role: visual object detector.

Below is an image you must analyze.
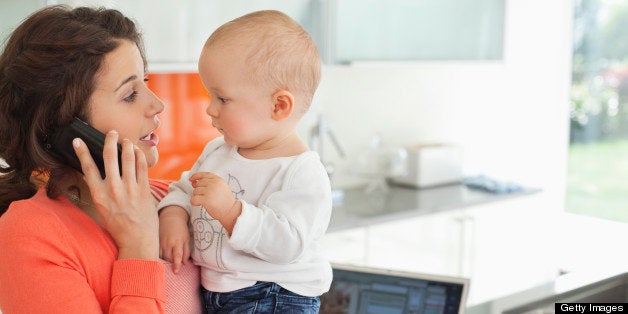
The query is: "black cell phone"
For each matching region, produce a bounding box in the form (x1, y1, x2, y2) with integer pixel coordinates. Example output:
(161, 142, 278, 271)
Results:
(46, 117, 122, 179)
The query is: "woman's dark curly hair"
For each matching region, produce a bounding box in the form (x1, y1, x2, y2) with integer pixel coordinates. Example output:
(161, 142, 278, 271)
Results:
(0, 5, 146, 213)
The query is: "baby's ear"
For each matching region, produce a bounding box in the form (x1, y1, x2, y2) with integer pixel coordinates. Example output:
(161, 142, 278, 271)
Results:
(271, 90, 294, 121)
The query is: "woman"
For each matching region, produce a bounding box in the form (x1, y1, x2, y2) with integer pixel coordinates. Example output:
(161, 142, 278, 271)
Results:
(0, 5, 199, 313)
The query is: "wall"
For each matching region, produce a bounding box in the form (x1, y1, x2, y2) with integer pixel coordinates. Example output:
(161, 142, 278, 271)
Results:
(0, 1, 40, 41)
(304, 0, 572, 214)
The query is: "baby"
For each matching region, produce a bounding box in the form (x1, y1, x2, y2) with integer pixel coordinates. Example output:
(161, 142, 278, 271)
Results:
(158, 10, 332, 313)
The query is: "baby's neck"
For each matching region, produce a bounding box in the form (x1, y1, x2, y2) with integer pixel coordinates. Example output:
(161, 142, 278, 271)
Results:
(237, 133, 308, 160)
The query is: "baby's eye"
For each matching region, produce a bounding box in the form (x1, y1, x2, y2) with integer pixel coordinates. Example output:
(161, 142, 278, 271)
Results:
(218, 97, 229, 104)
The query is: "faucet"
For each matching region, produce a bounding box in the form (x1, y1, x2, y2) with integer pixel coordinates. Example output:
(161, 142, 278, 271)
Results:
(309, 114, 346, 178)
(309, 114, 346, 205)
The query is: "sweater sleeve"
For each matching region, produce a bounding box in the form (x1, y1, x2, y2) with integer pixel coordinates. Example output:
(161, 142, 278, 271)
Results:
(110, 259, 166, 313)
(0, 199, 166, 314)
(228, 153, 332, 264)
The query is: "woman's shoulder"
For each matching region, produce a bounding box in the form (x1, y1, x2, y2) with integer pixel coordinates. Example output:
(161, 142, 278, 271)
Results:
(0, 190, 76, 254)
(0, 189, 114, 269)
(0, 190, 62, 227)
(0, 189, 99, 246)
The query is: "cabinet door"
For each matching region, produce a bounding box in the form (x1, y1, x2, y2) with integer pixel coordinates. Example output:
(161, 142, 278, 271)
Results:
(462, 193, 558, 305)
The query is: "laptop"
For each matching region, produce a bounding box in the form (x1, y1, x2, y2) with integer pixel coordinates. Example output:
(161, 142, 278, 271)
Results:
(320, 263, 469, 314)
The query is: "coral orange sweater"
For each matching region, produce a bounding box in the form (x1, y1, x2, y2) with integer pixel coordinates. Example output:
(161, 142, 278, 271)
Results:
(0, 182, 171, 313)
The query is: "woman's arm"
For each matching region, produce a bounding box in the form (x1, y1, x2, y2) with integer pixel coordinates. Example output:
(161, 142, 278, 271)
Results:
(110, 259, 166, 312)
(73, 130, 165, 312)
(0, 200, 165, 313)
(0, 133, 167, 312)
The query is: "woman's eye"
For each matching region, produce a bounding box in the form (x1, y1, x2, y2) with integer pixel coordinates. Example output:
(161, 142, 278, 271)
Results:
(124, 90, 138, 103)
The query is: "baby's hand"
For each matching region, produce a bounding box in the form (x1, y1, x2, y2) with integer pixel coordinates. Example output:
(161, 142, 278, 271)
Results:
(189, 172, 242, 234)
(159, 206, 190, 274)
(189, 172, 235, 217)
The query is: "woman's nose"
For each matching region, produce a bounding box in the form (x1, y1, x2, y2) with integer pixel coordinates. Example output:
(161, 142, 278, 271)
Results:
(147, 89, 165, 116)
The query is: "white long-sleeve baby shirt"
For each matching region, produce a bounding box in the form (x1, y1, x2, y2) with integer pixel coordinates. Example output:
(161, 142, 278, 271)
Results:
(158, 137, 333, 297)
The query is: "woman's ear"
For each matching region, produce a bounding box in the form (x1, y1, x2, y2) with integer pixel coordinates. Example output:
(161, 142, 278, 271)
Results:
(271, 90, 294, 121)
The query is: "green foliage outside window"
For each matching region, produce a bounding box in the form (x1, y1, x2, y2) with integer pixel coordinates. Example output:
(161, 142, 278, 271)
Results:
(568, 0, 628, 222)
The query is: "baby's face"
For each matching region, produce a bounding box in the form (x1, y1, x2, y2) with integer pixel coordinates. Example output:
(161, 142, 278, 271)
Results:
(198, 44, 277, 149)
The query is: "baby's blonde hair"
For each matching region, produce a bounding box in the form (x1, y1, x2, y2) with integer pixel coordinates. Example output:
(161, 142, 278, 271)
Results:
(204, 10, 321, 114)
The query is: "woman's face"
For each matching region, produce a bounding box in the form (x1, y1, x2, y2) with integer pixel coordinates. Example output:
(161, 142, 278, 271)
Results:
(88, 40, 164, 167)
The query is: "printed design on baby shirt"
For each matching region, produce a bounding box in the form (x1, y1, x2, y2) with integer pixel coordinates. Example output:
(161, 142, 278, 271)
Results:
(192, 173, 245, 268)
(227, 174, 245, 200)
(193, 208, 225, 268)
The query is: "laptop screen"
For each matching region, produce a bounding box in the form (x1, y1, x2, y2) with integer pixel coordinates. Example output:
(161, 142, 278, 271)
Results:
(320, 264, 468, 314)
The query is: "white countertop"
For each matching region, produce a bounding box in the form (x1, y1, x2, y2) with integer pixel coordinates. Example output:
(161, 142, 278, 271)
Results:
(328, 183, 540, 232)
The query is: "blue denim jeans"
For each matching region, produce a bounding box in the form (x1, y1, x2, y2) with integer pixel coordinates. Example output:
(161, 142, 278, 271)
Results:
(201, 282, 320, 314)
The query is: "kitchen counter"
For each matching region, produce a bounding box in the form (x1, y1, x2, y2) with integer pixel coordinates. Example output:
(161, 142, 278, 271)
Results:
(328, 183, 541, 232)
(467, 267, 628, 314)
(323, 181, 553, 306)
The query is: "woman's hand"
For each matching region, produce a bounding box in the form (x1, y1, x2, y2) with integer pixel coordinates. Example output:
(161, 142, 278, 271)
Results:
(73, 130, 159, 260)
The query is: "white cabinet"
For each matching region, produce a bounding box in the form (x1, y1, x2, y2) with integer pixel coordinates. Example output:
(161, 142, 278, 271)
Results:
(321, 192, 558, 306)
(460, 193, 557, 304)
(366, 208, 467, 276)
(320, 227, 369, 266)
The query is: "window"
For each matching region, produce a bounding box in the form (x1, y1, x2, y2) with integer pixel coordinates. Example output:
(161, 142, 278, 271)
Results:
(568, 0, 628, 223)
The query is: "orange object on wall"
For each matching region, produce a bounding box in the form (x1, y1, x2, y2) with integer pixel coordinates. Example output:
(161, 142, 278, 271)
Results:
(146, 72, 221, 180)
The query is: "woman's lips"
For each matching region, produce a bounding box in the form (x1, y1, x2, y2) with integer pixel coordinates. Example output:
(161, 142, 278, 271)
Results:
(140, 132, 159, 146)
